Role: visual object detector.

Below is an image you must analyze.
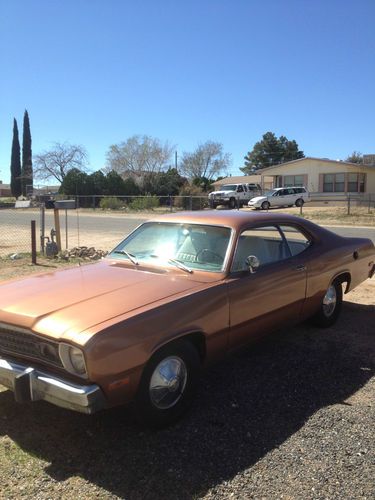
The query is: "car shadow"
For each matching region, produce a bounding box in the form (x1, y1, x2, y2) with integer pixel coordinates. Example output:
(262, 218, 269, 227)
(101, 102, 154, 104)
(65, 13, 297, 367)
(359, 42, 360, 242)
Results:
(0, 300, 374, 499)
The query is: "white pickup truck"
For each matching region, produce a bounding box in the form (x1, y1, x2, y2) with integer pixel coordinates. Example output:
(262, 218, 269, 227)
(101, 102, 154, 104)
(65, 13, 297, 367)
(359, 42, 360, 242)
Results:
(209, 183, 261, 209)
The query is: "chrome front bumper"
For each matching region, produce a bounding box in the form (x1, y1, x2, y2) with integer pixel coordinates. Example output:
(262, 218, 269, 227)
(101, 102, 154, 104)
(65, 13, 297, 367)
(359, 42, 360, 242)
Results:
(0, 358, 107, 414)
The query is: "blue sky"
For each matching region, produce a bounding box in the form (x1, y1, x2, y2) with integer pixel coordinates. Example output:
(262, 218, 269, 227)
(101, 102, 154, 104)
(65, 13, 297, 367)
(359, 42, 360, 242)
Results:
(1, 0, 374, 184)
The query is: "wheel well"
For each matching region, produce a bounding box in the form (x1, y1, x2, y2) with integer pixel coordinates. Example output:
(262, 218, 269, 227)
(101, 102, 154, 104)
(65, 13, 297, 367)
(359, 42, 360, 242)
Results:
(334, 272, 351, 293)
(179, 332, 206, 361)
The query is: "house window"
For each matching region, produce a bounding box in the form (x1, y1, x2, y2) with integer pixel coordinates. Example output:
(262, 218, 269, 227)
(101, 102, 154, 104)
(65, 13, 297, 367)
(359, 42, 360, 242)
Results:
(334, 173, 345, 192)
(284, 175, 304, 187)
(323, 173, 345, 192)
(348, 173, 365, 193)
(323, 174, 334, 192)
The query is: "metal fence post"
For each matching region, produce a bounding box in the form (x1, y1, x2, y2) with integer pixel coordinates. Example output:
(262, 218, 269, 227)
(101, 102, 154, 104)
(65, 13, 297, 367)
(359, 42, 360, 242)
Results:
(347, 195, 351, 215)
(189, 196, 193, 210)
(53, 208, 62, 252)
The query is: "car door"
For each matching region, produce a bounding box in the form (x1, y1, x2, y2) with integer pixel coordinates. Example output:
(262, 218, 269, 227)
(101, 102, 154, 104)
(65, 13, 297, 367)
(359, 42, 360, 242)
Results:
(226, 225, 308, 350)
(282, 188, 295, 205)
(276, 188, 287, 206)
(269, 190, 281, 206)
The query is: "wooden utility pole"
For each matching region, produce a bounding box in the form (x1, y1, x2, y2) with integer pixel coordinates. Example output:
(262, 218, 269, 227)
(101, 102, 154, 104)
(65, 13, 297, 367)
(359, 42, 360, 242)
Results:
(53, 208, 62, 252)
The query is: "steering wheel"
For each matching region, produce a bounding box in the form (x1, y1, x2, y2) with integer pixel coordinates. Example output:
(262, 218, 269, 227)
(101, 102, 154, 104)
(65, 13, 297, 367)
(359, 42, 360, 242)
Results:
(196, 248, 223, 264)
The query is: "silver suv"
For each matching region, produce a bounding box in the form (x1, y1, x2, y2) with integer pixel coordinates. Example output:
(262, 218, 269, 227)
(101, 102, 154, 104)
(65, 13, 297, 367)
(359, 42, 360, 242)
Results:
(248, 186, 310, 210)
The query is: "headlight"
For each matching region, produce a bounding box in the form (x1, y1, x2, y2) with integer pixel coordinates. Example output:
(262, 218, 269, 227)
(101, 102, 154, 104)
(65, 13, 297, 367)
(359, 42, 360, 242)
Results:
(59, 343, 87, 377)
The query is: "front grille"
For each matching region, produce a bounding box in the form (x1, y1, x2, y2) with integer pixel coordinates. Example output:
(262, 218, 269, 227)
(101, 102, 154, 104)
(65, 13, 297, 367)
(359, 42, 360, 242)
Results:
(0, 327, 63, 368)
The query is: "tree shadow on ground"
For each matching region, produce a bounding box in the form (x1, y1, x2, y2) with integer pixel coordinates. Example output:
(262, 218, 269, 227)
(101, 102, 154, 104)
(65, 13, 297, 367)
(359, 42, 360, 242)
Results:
(0, 301, 374, 499)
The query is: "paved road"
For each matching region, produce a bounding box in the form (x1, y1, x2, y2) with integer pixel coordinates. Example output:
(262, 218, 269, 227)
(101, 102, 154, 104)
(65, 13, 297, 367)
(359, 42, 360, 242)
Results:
(1, 209, 375, 241)
(324, 225, 375, 241)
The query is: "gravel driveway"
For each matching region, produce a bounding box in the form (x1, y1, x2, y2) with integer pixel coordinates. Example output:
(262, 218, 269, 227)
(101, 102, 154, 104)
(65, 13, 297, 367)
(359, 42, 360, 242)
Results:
(0, 280, 374, 499)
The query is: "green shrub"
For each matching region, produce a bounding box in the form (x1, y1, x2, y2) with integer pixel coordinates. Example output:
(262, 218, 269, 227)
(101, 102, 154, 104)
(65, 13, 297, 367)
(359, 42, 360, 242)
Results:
(128, 196, 159, 211)
(176, 185, 207, 210)
(99, 197, 123, 210)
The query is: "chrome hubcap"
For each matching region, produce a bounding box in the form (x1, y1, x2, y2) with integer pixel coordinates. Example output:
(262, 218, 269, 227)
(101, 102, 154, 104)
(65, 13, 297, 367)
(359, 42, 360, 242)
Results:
(322, 285, 337, 317)
(149, 356, 187, 409)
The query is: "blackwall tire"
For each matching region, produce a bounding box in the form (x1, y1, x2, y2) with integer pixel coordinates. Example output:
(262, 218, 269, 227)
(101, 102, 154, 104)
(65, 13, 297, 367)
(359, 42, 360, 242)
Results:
(261, 201, 270, 210)
(295, 198, 304, 207)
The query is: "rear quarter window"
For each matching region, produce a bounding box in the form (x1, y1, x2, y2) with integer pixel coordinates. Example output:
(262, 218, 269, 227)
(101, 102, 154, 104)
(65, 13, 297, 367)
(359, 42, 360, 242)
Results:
(279, 225, 311, 256)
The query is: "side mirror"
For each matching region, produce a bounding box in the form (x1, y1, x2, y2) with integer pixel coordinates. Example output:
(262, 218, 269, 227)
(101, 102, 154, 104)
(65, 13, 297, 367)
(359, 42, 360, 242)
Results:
(246, 255, 260, 274)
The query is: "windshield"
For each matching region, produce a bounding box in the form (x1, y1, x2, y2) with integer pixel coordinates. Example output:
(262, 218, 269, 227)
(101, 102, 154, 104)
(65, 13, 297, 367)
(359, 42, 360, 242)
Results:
(108, 222, 232, 272)
(221, 184, 237, 191)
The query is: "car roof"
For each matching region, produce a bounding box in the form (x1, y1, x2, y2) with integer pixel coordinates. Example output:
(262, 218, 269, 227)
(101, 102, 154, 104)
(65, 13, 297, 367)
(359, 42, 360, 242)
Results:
(274, 186, 306, 190)
(148, 210, 314, 233)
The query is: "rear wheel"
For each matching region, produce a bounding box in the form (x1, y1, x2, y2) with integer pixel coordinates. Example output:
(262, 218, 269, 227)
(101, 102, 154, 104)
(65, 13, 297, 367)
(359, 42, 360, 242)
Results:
(295, 198, 304, 207)
(134, 340, 201, 427)
(311, 280, 343, 327)
(261, 201, 270, 210)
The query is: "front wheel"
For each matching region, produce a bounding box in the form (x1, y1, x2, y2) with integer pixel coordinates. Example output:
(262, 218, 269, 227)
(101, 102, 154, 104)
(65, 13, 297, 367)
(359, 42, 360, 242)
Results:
(229, 198, 236, 209)
(134, 340, 201, 427)
(261, 201, 270, 210)
(310, 281, 343, 328)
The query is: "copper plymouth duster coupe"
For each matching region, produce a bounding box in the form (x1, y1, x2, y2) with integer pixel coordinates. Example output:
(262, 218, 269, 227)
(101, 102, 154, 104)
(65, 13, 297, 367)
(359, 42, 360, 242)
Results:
(0, 211, 374, 426)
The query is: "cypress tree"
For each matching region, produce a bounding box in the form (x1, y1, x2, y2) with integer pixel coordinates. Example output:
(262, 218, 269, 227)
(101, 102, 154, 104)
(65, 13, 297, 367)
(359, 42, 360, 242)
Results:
(22, 109, 33, 196)
(10, 119, 22, 198)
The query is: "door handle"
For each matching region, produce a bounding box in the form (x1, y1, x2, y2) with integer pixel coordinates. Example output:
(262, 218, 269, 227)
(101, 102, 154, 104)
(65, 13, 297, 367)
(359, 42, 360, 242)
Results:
(294, 264, 306, 271)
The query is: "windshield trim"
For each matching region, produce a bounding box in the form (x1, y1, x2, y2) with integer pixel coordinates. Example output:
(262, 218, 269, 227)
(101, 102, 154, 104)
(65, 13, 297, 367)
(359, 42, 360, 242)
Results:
(107, 221, 235, 274)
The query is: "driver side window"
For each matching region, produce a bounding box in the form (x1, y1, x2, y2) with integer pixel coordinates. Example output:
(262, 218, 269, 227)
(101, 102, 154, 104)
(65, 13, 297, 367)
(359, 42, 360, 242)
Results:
(231, 226, 288, 272)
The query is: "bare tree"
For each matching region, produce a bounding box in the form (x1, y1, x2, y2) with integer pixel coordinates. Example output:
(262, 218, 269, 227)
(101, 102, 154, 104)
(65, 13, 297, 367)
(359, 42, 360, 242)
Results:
(105, 135, 174, 177)
(34, 142, 88, 183)
(179, 141, 231, 180)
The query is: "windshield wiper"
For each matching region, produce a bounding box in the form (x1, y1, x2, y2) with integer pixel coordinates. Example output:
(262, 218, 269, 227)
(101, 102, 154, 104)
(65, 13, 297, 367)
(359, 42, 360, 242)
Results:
(167, 258, 193, 274)
(150, 254, 193, 274)
(113, 250, 139, 265)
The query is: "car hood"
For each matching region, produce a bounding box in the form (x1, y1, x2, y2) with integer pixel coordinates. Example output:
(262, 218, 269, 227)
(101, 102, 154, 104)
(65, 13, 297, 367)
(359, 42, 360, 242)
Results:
(0, 261, 208, 343)
(250, 196, 266, 202)
(210, 190, 233, 196)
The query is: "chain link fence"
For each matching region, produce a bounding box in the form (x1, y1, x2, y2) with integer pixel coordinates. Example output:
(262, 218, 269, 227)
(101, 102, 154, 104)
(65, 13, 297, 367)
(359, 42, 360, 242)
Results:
(308, 193, 375, 211)
(71, 194, 209, 211)
(0, 207, 42, 257)
(1, 194, 374, 257)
